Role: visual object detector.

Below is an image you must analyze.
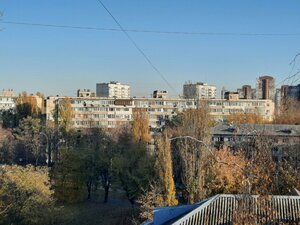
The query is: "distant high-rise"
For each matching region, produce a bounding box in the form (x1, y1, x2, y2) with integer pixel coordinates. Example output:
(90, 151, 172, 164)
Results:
(287, 84, 300, 101)
(96, 81, 130, 98)
(237, 85, 254, 99)
(183, 82, 216, 99)
(256, 76, 275, 100)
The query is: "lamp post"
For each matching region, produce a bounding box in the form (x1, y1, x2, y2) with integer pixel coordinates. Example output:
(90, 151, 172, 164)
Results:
(40, 132, 50, 167)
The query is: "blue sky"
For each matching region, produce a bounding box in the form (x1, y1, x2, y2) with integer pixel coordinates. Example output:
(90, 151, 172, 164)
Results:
(1, 0, 300, 97)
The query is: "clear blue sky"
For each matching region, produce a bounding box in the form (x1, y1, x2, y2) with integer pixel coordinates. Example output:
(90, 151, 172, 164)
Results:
(1, 0, 300, 97)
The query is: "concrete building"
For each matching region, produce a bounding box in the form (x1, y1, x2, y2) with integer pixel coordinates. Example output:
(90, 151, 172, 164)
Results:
(287, 84, 300, 101)
(208, 96, 275, 122)
(46, 95, 275, 129)
(212, 123, 300, 148)
(256, 75, 275, 100)
(77, 89, 96, 98)
(237, 85, 255, 99)
(46, 96, 197, 129)
(183, 82, 217, 99)
(153, 90, 168, 99)
(0, 89, 16, 111)
(96, 81, 130, 98)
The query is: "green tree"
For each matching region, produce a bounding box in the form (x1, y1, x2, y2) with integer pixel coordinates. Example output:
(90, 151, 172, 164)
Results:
(116, 131, 156, 206)
(84, 128, 116, 202)
(0, 165, 55, 225)
(50, 148, 86, 203)
(14, 116, 45, 166)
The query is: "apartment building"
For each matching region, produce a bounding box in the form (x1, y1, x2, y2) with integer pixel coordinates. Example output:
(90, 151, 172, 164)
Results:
(46, 94, 275, 129)
(208, 92, 275, 122)
(0, 89, 16, 111)
(183, 82, 217, 99)
(96, 81, 130, 98)
(256, 75, 275, 100)
(46, 96, 197, 129)
(237, 85, 256, 99)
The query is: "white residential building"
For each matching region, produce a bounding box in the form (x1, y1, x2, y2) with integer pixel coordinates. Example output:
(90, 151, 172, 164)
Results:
(0, 89, 16, 111)
(45, 94, 275, 130)
(96, 81, 130, 98)
(183, 82, 217, 99)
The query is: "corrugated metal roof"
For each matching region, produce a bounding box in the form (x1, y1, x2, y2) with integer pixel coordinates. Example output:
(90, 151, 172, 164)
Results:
(212, 124, 300, 137)
(168, 194, 300, 225)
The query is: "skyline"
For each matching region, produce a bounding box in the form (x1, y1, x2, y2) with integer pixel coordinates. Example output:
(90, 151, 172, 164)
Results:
(1, 0, 300, 97)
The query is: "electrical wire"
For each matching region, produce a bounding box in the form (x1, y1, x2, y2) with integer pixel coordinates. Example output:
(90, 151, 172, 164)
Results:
(2, 20, 300, 37)
(94, 0, 179, 95)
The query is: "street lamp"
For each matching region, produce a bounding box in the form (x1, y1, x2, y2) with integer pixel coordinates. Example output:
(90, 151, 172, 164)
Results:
(40, 132, 50, 167)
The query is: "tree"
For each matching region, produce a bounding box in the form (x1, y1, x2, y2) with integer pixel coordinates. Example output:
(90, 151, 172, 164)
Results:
(1, 108, 17, 128)
(116, 130, 156, 206)
(155, 133, 178, 206)
(16, 92, 41, 121)
(14, 116, 45, 166)
(42, 121, 60, 167)
(137, 182, 165, 221)
(131, 108, 151, 143)
(50, 148, 87, 203)
(0, 165, 54, 225)
(274, 97, 300, 124)
(167, 101, 213, 204)
(56, 98, 74, 132)
(84, 128, 116, 203)
(227, 113, 265, 124)
(206, 146, 247, 195)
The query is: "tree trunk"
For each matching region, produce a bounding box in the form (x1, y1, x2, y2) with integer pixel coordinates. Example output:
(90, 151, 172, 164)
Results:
(104, 186, 109, 203)
(87, 182, 92, 200)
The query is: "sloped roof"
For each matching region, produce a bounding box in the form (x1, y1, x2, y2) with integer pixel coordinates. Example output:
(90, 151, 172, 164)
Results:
(153, 194, 300, 225)
(212, 123, 300, 137)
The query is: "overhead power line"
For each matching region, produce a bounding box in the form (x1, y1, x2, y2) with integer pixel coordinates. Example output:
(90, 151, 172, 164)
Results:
(2, 20, 300, 37)
(94, 0, 179, 95)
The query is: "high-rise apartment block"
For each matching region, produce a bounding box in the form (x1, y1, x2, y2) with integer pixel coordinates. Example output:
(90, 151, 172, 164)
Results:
(256, 76, 275, 100)
(237, 85, 255, 99)
(96, 81, 130, 98)
(183, 82, 217, 99)
(287, 84, 300, 101)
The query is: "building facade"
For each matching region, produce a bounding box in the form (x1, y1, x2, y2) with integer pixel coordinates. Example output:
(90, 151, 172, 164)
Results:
(0, 89, 16, 111)
(96, 81, 130, 98)
(256, 75, 275, 100)
(287, 84, 300, 101)
(183, 82, 217, 99)
(237, 85, 255, 99)
(46, 95, 275, 129)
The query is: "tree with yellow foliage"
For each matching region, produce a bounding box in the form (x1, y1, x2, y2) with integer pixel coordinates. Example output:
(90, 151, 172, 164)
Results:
(274, 97, 300, 124)
(131, 108, 151, 143)
(155, 133, 178, 206)
(0, 165, 54, 225)
(206, 146, 247, 195)
(227, 113, 264, 124)
(56, 98, 74, 132)
(16, 91, 40, 120)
